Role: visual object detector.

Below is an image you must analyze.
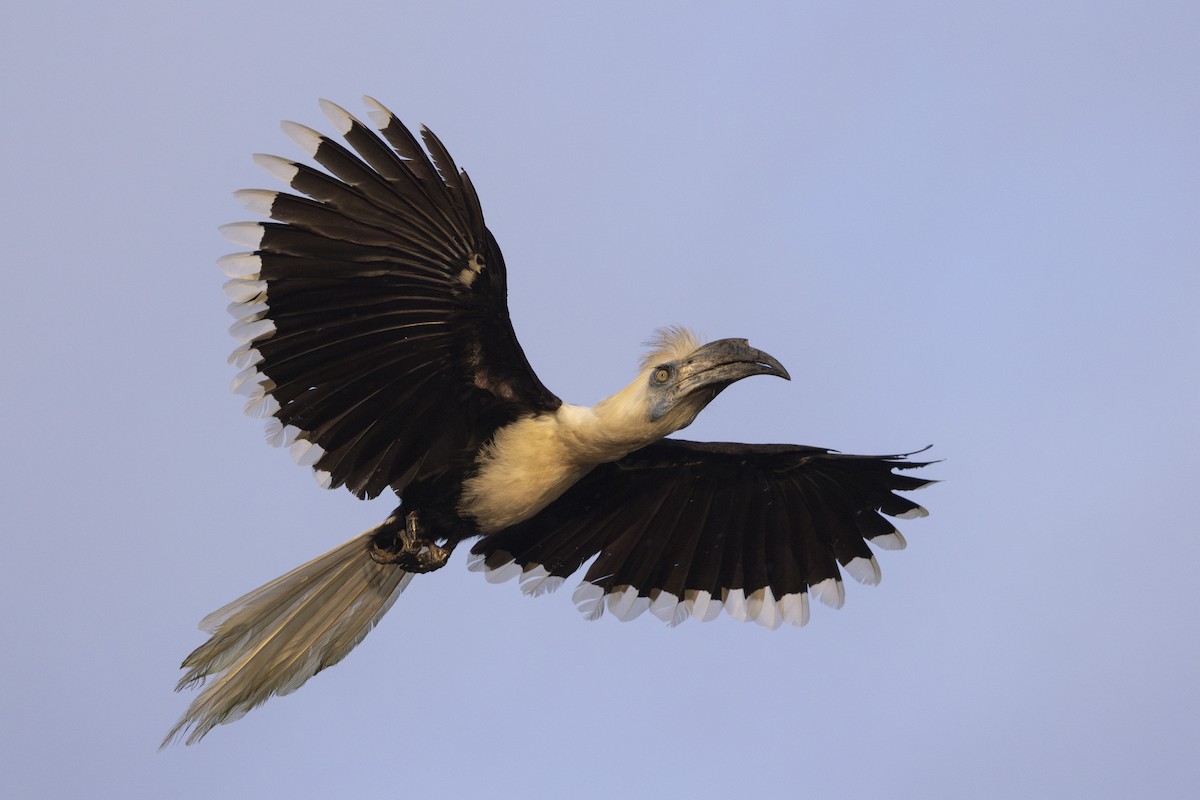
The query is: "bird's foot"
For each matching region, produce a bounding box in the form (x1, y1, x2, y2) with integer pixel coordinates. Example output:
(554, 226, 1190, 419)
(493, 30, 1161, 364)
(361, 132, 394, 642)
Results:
(368, 512, 452, 572)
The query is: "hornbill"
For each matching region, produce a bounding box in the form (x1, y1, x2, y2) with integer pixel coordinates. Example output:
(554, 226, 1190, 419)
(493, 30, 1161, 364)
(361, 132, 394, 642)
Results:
(165, 97, 936, 746)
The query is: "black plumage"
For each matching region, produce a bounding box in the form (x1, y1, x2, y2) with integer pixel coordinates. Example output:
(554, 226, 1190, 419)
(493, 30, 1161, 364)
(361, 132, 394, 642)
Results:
(472, 441, 933, 625)
(168, 97, 937, 745)
(229, 102, 558, 502)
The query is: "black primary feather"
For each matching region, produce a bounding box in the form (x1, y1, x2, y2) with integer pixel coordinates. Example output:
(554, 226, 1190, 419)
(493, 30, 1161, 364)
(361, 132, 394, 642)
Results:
(225, 98, 559, 499)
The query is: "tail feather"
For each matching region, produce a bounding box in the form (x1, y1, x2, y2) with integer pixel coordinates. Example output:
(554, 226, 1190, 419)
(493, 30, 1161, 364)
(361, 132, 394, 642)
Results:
(163, 532, 411, 747)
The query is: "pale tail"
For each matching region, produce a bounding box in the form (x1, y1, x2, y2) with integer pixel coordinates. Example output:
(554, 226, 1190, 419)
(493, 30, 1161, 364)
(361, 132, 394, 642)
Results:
(163, 532, 412, 746)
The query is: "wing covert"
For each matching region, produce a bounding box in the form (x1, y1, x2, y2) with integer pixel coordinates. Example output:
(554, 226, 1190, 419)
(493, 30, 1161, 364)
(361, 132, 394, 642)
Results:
(223, 98, 559, 499)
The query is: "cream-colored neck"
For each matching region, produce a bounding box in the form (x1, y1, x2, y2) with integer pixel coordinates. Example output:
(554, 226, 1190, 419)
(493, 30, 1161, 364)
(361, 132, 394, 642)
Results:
(458, 371, 687, 533)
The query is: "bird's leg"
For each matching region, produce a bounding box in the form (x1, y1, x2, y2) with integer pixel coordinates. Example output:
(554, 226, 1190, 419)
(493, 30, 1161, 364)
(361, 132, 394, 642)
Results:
(367, 511, 453, 572)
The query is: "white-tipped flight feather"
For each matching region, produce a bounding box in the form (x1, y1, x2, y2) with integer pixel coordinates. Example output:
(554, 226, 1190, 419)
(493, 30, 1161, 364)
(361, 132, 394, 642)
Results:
(252, 153, 300, 185)
(219, 222, 264, 249)
(279, 120, 323, 157)
(318, 98, 357, 135)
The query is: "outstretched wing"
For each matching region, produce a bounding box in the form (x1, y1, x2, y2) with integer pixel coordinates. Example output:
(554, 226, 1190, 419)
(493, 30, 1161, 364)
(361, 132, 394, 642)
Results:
(469, 439, 936, 628)
(223, 98, 559, 499)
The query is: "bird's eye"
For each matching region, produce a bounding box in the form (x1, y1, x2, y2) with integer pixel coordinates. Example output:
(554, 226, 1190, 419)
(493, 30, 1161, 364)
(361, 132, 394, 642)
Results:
(652, 366, 672, 384)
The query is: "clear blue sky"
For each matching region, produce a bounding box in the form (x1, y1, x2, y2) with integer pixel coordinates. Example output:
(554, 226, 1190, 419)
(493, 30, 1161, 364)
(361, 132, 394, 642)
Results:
(2, 1, 1197, 797)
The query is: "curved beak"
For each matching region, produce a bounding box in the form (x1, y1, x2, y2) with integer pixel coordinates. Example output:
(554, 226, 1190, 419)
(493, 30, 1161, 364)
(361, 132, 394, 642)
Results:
(676, 338, 791, 396)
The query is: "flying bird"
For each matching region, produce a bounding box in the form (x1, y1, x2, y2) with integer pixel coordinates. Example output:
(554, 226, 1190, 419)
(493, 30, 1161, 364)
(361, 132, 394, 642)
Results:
(166, 97, 936, 745)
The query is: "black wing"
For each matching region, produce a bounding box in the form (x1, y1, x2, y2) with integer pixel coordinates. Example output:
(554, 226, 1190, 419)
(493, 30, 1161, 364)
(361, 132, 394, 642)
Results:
(223, 98, 559, 499)
(469, 439, 936, 628)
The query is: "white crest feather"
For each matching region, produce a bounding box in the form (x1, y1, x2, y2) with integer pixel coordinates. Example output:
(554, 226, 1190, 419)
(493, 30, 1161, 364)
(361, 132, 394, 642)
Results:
(639, 326, 701, 370)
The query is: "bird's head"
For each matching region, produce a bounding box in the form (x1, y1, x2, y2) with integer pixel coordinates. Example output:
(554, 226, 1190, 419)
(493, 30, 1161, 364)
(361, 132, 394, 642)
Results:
(595, 327, 791, 442)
